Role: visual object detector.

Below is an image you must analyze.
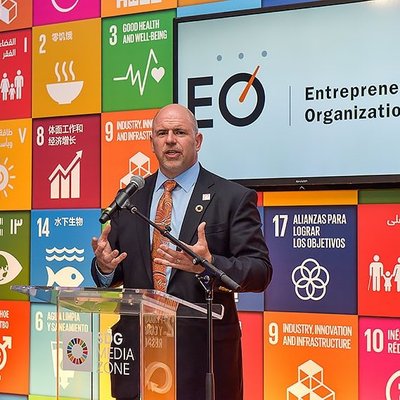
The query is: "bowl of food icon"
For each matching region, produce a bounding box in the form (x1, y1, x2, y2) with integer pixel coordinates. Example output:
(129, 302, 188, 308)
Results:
(46, 81, 84, 104)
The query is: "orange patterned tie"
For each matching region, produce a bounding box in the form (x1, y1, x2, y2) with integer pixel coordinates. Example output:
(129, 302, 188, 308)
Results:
(152, 180, 177, 291)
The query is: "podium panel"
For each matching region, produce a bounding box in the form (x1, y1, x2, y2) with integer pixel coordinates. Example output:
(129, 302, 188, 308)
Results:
(12, 286, 223, 400)
(141, 300, 176, 400)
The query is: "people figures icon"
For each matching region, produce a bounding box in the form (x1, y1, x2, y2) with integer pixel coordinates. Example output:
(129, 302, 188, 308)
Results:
(9, 83, 15, 100)
(369, 255, 384, 291)
(1, 73, 10, 100)
(0, 70, 24, 101)
(383, 271, 392, 292)
(368, 254, 400, 293)
(14, 69, 24, 99)
(392, 257, 400, 292)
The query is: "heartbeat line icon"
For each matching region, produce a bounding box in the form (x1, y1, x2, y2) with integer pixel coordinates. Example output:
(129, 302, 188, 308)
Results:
(113, 48, 165, 96)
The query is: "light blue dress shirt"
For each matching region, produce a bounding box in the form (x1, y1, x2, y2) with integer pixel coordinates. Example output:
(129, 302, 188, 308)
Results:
(97, 162, 200, 287)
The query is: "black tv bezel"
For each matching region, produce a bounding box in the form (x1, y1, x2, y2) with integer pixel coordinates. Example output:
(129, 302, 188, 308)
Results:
(173, 0, 400, 191)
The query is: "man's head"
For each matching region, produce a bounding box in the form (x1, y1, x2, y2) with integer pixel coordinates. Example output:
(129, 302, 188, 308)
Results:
(151, 104, 203, 178)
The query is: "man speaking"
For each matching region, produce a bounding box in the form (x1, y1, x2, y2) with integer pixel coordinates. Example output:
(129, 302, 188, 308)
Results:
(91, 103, 272, 400)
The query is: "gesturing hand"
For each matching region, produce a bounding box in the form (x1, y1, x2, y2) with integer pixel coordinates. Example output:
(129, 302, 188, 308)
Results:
(91, 224, 127, 274)
(153, 222, 212, 274)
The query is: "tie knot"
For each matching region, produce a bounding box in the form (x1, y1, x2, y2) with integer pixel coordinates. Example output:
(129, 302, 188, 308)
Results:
(163, 180, 177, 192)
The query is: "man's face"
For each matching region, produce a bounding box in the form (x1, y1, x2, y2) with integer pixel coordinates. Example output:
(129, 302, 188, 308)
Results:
(151, 105, 203, 178)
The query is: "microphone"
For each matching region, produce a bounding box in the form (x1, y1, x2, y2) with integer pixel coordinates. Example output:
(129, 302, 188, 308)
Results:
(99, 175, 145, 224)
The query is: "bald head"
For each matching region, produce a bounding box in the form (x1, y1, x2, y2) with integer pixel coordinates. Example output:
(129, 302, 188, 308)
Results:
(151, 103, 203, 178)
(152, 104, 198, 136)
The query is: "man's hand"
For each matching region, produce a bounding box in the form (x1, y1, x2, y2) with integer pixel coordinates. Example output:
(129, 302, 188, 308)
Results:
(91, 224, 127, 274)
(153, 222, 212, 274)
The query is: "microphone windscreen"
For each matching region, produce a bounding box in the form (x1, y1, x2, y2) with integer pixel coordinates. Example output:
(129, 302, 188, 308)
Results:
(130, 175, 145, 190)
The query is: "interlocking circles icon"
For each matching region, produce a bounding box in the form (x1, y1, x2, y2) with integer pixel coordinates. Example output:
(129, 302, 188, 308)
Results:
(291, 258, 330, 301)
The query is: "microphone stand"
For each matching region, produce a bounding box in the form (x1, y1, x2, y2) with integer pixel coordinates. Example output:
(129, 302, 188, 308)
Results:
(127, 204, 240, 400)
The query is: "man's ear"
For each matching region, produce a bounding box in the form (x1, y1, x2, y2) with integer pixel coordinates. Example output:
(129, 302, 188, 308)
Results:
(195, 132, 203, 152)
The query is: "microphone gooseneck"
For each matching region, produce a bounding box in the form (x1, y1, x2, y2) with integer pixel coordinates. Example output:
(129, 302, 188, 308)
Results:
(99, 175, 145, 224)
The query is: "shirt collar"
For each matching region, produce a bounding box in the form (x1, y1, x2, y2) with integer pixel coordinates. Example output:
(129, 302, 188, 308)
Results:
(155, 162, 200, 193)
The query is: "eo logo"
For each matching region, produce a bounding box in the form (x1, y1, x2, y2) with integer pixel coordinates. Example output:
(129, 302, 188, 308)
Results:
(186, 51, 267, 128)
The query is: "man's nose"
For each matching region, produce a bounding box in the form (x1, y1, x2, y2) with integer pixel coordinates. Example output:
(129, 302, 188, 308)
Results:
(166, 130, 177, 143)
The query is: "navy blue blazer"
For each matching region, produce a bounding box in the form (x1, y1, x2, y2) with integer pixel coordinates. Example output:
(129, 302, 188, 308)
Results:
(92, 166, 272, 400)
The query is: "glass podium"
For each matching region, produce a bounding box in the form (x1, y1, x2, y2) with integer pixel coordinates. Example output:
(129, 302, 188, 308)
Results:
(12, 285, 224, 400)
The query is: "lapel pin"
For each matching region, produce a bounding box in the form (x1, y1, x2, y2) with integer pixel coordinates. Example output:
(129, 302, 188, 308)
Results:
(195, 204, 203, 213)
(202, 193, 211, 201)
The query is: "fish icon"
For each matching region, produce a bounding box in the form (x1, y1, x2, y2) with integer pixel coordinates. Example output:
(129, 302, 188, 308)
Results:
(46, 266, 84, 287)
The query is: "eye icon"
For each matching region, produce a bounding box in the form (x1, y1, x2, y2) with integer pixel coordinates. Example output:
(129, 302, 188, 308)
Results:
(0, 251, 23, 285)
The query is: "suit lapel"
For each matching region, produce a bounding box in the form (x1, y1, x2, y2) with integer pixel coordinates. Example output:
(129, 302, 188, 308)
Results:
(169, 167, 215, 281)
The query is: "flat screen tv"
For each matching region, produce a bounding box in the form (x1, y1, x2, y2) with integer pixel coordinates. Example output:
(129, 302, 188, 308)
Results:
(174, 0, 400, 190)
